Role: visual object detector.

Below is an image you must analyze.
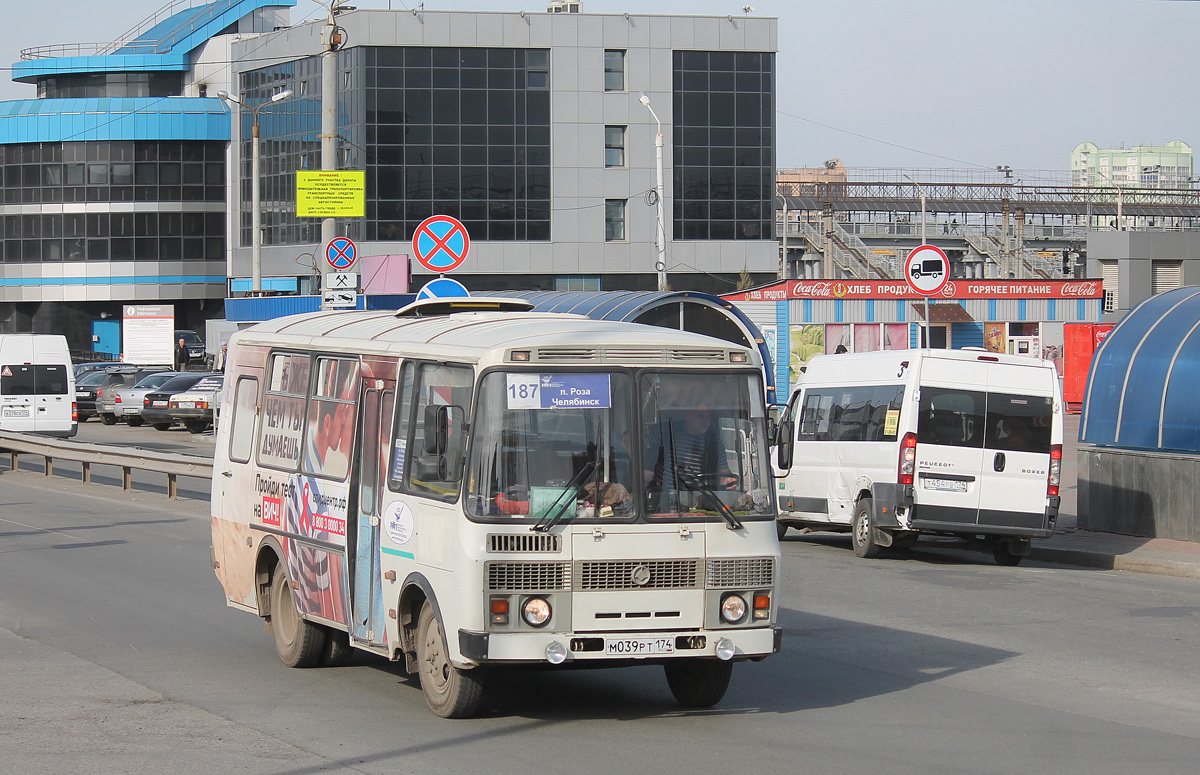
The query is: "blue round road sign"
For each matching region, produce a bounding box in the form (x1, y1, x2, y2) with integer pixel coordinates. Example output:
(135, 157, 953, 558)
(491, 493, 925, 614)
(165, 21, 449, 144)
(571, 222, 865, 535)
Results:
(325, 237, 357, 270)
(413, 215, 470, 273)
(415, 277, 471, 301)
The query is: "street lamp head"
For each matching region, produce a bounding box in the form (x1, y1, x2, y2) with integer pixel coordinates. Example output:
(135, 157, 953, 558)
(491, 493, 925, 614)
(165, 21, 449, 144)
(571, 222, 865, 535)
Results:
(270, 89, 293, 103)
(638, 92, 651, 107)
(215, 90, 232, 101)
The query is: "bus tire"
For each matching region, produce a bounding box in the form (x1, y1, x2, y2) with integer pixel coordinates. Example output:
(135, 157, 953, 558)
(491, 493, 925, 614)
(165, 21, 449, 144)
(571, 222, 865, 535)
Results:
(416, 601, 484, 718)
(269, 569, 326, 668)
(321, 627, 355, 667)
(852, 499, 881, 559)
(664, 658, 733, 707)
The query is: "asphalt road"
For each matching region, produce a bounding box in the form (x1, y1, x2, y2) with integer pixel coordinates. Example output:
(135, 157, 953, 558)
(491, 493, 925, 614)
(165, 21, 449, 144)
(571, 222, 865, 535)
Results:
(2, 470, 1199, 774)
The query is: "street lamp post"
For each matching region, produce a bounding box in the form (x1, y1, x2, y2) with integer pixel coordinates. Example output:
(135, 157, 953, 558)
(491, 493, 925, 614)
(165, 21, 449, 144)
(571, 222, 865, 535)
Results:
(903, 174, 930, 345)
(638, 92, 668, 291)
(217, 89, 293, 295)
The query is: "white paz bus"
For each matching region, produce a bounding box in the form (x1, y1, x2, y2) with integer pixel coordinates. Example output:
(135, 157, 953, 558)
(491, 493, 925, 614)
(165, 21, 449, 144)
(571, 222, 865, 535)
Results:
(210, 299, 781, 717)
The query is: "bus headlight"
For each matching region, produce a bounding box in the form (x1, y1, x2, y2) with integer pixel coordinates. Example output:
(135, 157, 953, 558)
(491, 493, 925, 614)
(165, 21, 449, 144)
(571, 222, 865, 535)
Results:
(720, 593, 748, 624)
(522, 597, 552, 628)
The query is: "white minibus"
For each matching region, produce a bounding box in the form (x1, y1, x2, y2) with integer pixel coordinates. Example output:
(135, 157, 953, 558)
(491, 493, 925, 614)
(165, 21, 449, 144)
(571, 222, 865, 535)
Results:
(775, 348, 1062, 565)
(210, 299, 780, 717)
(0, 334, 77, 437)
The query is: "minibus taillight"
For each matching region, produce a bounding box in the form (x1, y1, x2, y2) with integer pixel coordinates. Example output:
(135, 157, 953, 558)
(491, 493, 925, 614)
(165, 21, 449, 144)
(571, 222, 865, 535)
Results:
(898, 432, 918, 485)
(1048, 444, 1062, 497)
(72, 401, 77, 422)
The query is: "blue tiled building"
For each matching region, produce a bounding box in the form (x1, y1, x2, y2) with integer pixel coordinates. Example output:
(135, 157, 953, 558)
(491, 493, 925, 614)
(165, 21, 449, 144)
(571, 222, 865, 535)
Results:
(0, 0, 294, 352)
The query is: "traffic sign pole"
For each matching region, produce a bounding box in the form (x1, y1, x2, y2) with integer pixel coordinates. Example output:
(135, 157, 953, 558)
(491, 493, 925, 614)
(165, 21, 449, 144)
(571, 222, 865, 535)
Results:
(903, 244, 950, 349)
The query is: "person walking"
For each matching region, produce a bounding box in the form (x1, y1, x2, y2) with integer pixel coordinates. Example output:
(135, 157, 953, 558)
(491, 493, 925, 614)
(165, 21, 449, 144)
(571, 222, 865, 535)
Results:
(214, 341, 228, 371)
(175, 337, 190, 371)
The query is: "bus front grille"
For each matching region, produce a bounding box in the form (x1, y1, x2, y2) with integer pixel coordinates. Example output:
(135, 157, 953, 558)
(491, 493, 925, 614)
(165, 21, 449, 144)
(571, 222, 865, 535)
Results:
(486, 561, 570, 591)
(576, 559, 702, 590)
(706, 557, 775, 588)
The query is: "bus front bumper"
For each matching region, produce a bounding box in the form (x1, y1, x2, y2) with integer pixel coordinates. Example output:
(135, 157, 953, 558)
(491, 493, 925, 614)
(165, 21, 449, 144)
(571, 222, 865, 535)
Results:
(458, 625, 781, 665)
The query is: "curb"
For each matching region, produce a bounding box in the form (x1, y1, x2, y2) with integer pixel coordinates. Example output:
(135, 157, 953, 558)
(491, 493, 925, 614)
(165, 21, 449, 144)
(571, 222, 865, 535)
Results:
(1030, 545, 1200, 579)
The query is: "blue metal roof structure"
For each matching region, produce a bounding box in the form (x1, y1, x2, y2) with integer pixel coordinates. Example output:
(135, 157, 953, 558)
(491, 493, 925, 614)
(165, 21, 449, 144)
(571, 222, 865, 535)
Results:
(12, 1, 297, 81)
(1082, 286, 1200, 452)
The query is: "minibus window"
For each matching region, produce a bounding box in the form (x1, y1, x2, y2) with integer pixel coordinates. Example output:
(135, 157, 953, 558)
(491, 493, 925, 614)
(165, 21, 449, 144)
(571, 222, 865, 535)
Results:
(984, 393, 1053, 454)
(228, 377, 259, 464)
(1, 365, 36, 395)
(917, 387, 985, 448)
(34, 365, 69, 395)
(302, 357, 360, 481)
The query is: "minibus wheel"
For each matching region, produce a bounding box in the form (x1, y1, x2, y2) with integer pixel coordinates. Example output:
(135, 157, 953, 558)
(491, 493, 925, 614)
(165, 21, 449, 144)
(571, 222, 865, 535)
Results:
(416, 602, 484, 718)
(992, 543, 1024, 567)
(851, 499, 881, 559)
(664, 658, 733, 707)
(269, 569, 326, 668)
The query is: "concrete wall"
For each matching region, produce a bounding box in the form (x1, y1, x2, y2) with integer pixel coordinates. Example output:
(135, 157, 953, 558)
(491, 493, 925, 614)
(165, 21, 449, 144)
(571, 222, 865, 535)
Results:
(1078, 446, 1200, 542)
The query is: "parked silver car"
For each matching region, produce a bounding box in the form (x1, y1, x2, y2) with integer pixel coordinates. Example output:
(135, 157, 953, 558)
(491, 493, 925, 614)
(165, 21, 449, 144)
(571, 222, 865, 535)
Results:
(95, 367, 172, 424)
(112, 371, 185, 427)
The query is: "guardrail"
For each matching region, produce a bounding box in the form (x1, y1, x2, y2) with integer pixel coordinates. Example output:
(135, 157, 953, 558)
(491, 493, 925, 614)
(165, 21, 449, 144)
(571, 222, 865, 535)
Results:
(0, 432, 212, 499)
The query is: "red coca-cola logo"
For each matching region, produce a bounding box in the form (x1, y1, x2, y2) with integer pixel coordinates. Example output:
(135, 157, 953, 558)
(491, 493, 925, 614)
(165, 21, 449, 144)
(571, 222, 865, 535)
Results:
(790, 280, 836, 298)
(1060, 281, 1101, 297)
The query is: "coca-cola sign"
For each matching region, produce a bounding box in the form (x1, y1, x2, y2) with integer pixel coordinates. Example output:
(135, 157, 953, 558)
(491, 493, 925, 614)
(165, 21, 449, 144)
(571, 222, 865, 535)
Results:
(726, 279, 1104, 302)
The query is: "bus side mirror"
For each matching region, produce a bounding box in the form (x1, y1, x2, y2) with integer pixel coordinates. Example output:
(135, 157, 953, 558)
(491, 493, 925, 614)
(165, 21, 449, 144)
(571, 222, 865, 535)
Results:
(424, 405, 449, 454)
(776, 420, 794, 470)
(766, 406, 781, 445)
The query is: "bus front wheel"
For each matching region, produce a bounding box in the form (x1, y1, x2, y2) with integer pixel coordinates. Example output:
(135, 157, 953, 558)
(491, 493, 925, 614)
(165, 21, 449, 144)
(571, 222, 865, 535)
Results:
(416, 602, 484, 718)
(664, 658, 733, 707)
(269, 569, 325, 668)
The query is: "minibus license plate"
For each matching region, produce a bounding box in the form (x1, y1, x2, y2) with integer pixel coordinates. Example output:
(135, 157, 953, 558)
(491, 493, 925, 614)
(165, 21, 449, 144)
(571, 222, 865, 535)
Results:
(605, 637, 674, 656)
(924, 478, 967, 493)
(3, 407, 30, 418)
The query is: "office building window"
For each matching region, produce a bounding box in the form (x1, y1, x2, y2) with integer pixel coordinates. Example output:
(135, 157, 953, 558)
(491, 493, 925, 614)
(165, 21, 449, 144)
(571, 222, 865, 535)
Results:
(604, 126, 626, 168)
(604, 50, 625, 92)
(555, 275, 600, 291)
(672, 50, 775, 241)
(605, 199, 626, 241)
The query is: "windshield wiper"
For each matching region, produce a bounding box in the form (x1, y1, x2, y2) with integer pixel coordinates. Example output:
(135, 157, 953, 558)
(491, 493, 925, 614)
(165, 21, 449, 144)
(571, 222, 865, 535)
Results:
(532, 457, 598, 532)
(672, 465, 743, 530)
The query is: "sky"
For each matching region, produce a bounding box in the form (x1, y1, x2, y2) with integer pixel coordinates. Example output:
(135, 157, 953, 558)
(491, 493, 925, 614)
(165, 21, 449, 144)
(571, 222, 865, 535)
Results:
(1, 0, 1194, 175)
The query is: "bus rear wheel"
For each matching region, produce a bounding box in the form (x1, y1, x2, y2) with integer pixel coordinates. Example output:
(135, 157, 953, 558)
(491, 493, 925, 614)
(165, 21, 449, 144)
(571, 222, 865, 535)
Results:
(851, 499, 882, 559)
(664, 658, 733, 707)
(269, 569, 325, 668)
(416, 601, 484, 718)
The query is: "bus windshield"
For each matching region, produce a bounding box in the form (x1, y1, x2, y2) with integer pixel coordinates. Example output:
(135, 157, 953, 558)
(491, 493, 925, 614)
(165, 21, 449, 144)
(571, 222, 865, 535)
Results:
(466, 369, 773, 523)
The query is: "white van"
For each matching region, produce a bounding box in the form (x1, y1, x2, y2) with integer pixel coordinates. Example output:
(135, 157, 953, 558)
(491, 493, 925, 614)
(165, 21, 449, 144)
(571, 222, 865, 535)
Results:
(0, 334, 77, 437)
(774, 348, 1062, 565)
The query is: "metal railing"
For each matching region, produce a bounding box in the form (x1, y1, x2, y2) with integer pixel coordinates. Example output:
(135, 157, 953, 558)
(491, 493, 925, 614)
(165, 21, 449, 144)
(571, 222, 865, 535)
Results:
(0, 432, 212, 499)
(20, 0, 238, 59)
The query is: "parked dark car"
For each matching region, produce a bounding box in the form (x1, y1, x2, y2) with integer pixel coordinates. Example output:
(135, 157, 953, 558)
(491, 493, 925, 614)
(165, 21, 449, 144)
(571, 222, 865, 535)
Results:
(141, 372, 216, 430)
(94, 367, 172, 424)
(74, 361, 127, 379)
(74, 370, 111, 421)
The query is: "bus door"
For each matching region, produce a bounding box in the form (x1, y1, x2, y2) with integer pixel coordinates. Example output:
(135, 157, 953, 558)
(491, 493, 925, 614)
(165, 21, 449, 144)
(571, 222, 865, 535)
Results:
(350, 373, 395, 647)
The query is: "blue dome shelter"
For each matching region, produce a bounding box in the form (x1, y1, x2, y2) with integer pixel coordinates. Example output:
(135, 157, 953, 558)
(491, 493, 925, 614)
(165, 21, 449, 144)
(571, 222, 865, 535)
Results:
(1078, 286, 1200, 541)
(1082, 286, 1200, 452)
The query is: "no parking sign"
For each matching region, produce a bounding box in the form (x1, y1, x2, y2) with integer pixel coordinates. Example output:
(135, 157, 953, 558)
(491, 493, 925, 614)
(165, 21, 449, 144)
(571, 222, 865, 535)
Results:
(412, 215, 470, 273)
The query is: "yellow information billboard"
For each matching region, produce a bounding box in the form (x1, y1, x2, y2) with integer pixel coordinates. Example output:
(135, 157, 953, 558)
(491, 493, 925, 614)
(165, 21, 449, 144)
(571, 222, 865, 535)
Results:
(296, 170, 366, 217)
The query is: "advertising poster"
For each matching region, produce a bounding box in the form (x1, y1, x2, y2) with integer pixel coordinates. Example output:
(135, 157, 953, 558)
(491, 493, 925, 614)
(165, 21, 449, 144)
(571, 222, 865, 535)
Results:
(984, 322, 1007, 354)
(789, 324, 825, 382)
